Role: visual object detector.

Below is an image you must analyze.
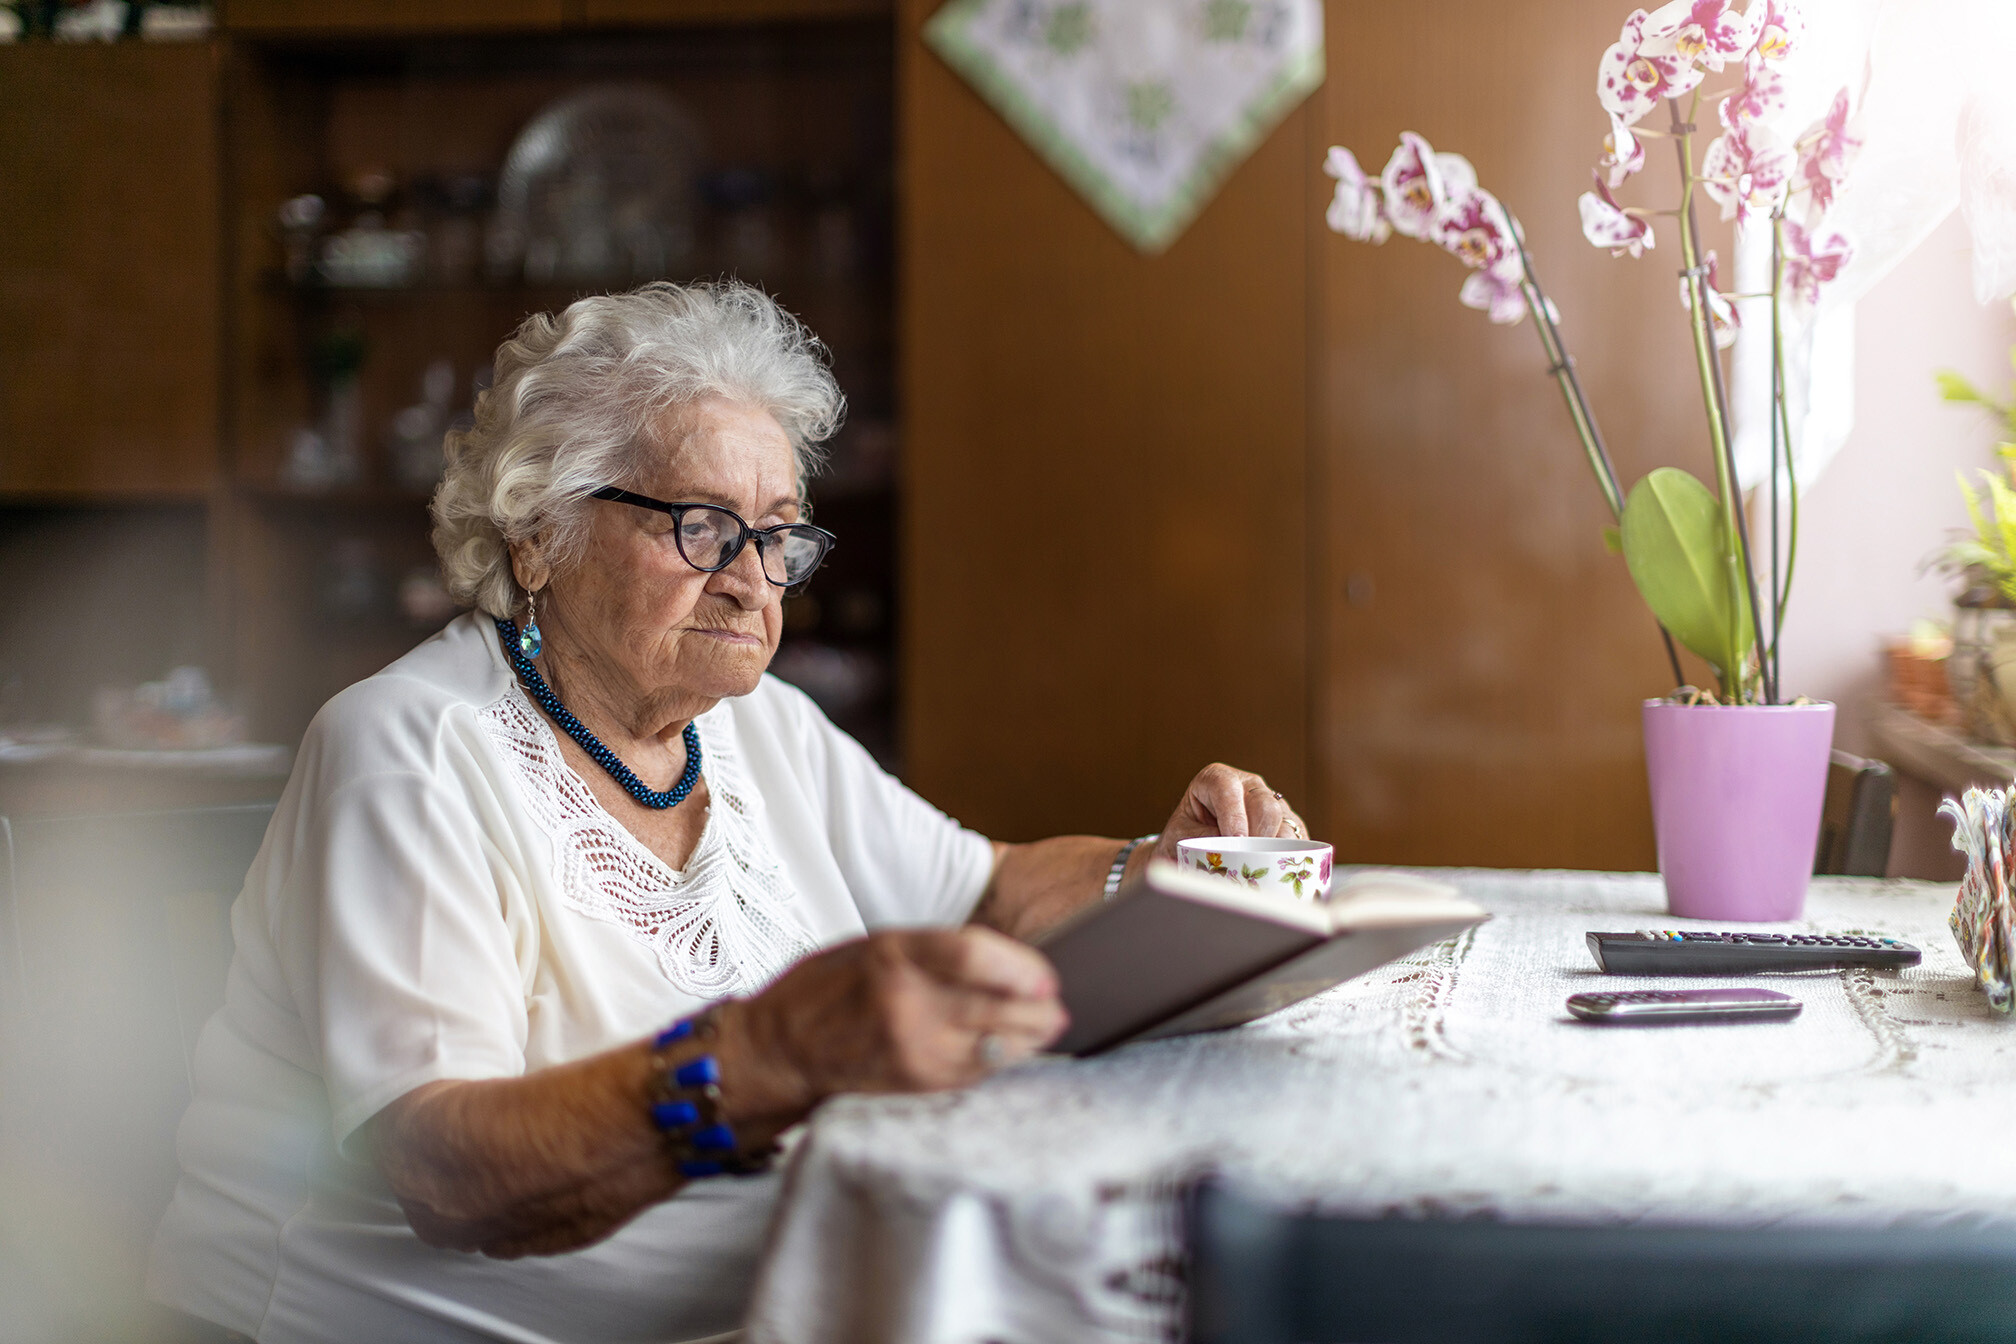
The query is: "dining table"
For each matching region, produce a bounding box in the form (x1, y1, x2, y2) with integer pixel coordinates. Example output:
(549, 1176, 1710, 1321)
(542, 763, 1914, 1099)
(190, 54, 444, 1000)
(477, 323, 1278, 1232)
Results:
(741, 867, 2016, 1344)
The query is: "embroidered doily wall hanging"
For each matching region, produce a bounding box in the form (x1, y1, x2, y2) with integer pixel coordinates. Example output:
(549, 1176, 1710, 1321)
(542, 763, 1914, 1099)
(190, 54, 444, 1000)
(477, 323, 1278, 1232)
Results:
(924, 0, 1326, 254)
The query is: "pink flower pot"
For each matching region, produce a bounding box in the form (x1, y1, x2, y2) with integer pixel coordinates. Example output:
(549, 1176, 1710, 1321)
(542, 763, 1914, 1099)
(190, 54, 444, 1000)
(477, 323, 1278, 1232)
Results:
(1642, 700, 1837, 922)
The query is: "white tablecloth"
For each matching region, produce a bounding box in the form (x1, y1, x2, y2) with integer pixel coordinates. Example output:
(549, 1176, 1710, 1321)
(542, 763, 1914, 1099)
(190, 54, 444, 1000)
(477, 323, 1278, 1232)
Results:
(744, 869, 2016, 1344)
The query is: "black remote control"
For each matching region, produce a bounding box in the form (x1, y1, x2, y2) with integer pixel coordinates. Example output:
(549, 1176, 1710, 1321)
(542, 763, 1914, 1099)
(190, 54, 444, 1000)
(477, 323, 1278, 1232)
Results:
(1586, 929, 1921, 975)
(1567, 987, 1802, 1024)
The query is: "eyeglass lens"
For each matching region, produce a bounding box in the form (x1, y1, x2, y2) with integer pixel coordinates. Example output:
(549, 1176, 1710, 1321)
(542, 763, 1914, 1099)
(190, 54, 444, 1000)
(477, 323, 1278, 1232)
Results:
(675, 506, 828, 585)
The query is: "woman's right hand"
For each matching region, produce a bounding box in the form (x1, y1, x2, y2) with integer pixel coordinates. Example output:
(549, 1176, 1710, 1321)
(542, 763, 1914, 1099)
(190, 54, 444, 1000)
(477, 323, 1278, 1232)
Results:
(715, 927, 1068, 1123)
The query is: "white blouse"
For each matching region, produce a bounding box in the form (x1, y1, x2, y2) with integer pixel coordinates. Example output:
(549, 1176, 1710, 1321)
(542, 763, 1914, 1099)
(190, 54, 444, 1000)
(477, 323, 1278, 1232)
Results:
(148, 613, 995, 1344)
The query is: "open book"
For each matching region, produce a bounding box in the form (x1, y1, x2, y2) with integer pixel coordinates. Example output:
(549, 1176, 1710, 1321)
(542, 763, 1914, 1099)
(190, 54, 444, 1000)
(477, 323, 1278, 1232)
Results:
(1039, 861, 1487, 1055)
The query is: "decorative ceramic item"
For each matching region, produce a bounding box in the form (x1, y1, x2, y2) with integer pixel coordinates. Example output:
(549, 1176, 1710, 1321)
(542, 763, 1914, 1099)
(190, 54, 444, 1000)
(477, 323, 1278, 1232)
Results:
(491, 84, 700, 285)
(1939, 784, 2016, 1013)
(1176, 836, 1333, 902)
(923, 0, 1324, 253)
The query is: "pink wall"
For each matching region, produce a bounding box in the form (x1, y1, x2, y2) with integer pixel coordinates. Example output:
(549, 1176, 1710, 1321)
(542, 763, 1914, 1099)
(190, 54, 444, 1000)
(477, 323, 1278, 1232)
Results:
(1778, 215, 2016, 876)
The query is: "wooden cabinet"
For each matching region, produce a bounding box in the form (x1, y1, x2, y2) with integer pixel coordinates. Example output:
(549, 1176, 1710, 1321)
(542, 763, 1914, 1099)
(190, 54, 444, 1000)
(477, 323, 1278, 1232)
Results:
(217, 0, 887, 34)
(0, 43, 221, 497)
(218, 0, 566, 34)
(896, 0, 1313, 841)
(220, 21, 899, 744)
(575, 0, 889, 24)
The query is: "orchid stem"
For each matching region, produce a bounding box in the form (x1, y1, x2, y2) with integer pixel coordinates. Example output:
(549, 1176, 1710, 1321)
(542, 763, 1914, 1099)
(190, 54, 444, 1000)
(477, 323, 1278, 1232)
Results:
(1773, 221, 1800, 632)
(1669, 95, 1772, 704)
(1510, 216, 1687, 690)
(1768, 214, 1783, 696)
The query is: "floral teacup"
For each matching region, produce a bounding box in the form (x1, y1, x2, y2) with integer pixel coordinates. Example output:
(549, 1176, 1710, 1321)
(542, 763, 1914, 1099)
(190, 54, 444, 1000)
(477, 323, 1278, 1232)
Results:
(1175, 836, 1334, 902)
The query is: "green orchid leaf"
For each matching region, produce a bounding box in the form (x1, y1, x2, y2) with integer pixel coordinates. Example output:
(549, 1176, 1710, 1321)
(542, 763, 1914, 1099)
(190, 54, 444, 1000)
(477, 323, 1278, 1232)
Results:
(1939, 370, 1986, 404)
(1620, 467, 1752, 681)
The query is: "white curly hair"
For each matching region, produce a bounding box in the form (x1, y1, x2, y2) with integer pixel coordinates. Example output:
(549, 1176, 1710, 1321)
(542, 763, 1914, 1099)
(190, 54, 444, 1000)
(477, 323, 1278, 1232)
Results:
(431, 280, 845, 618)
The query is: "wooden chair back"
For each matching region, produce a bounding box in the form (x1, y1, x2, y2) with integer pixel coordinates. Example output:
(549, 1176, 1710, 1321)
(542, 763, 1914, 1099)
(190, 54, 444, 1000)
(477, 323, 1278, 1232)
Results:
(1814, 749, 1896, 878)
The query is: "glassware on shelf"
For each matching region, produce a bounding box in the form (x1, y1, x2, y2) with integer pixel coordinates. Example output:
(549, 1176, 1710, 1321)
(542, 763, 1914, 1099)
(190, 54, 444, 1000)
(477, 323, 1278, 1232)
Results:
(91, 666, 245, 750)
(387, 359, 455, 492)
(492, 84, 702, 286)
(702, 166, 777, 274)
(318, 169, 425, 289)
(282, 327, 368, 489)
(277, 193, 326, 285)
(806, 168, 860, 281)
(820, 417, 896, 494)
(422, 173, 489, 286)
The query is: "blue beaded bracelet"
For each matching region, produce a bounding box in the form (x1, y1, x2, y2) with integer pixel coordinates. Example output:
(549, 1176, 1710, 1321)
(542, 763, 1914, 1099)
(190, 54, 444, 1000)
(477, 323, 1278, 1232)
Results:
(646, 1010, 776, 1179)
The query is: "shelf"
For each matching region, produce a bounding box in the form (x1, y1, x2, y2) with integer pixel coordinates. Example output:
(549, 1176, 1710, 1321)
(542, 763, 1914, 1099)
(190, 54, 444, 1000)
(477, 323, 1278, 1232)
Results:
(1867, 701, 2016, 795)
(235, 482, 436, 508)
(221, 0, 889, 38)
(258, 269, 885, 305)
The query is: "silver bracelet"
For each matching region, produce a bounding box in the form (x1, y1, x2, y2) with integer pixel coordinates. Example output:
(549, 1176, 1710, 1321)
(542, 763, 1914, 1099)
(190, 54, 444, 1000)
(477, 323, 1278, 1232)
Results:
(1103, 834, 1159, 899)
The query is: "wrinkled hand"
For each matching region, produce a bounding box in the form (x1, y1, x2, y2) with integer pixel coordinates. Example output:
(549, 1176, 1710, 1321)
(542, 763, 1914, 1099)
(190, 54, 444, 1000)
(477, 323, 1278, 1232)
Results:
(726, 927, 1068, 1117)
(1151, 763, 1307, 865)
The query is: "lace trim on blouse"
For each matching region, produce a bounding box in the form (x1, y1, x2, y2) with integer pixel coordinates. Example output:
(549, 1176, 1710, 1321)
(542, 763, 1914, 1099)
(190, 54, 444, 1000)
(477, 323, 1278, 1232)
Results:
(477, 686, 819, 1000)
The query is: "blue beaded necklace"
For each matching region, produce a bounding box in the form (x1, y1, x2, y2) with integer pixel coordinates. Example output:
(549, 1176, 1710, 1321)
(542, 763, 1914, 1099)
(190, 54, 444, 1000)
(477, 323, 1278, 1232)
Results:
(495, 617, 703, 810)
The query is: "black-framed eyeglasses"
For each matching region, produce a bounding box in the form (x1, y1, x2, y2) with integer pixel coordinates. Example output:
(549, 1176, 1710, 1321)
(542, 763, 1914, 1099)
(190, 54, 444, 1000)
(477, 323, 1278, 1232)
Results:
(590, 486, 837, 587)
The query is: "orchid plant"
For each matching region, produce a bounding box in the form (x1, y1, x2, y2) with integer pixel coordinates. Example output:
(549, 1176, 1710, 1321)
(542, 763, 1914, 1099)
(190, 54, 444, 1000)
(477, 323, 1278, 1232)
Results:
(1325, 0, 1859, 705)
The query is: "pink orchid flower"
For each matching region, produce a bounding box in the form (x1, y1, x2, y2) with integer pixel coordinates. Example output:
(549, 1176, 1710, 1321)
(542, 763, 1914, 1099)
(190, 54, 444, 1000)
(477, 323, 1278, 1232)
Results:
(1783, 219, 1852, 305)
(1749, 0, 1805, 65)
(1680, 250, 1741, 348)
(1598, 119, 1648, 187)
(1323, 146, 1392, 243)
(1723, 50, 1787, 125)
(1378, 132, 1479, 241)
(1638, 0, 1760, 73)
(1579, 174, 1655, 257)
(1700, 117, 1793, 222)
(1793, 88, 1861, 217)
(1598, 8, 1708, 132)
(1459, 256, 1530, 325)
(1430, 186, 1518, 273)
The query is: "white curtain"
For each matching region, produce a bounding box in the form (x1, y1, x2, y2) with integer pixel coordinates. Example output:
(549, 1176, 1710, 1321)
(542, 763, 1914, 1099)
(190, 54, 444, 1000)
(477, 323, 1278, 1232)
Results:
(1730, 0, 2016, 494)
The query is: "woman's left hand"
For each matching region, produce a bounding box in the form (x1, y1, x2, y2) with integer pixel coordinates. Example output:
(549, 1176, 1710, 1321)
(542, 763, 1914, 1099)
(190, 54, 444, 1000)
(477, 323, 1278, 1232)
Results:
(1150, 763, 1307, 866)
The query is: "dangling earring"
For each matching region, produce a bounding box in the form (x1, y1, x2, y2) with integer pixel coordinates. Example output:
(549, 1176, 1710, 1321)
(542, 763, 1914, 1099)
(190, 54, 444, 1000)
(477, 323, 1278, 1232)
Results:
(519, 589, 543, 659)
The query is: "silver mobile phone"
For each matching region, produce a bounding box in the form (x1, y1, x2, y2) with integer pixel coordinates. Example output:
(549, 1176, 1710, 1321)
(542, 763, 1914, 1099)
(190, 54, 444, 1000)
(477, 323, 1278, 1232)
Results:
(1566, 987, 1801, 1024)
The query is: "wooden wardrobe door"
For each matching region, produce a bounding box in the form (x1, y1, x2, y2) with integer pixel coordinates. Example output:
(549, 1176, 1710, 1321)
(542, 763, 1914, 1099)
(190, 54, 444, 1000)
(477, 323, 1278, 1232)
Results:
(897, 0, 1316, 840)
(0, 42, 221, 498)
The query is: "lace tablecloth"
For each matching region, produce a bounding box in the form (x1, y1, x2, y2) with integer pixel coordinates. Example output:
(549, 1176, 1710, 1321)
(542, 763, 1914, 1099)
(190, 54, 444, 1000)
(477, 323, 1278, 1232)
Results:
(744, 869, 2012, 1344)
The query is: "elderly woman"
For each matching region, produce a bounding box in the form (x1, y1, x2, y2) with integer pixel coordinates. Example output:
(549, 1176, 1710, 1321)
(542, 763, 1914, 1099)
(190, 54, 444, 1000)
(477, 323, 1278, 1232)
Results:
(149, 281, 1305, 1343)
